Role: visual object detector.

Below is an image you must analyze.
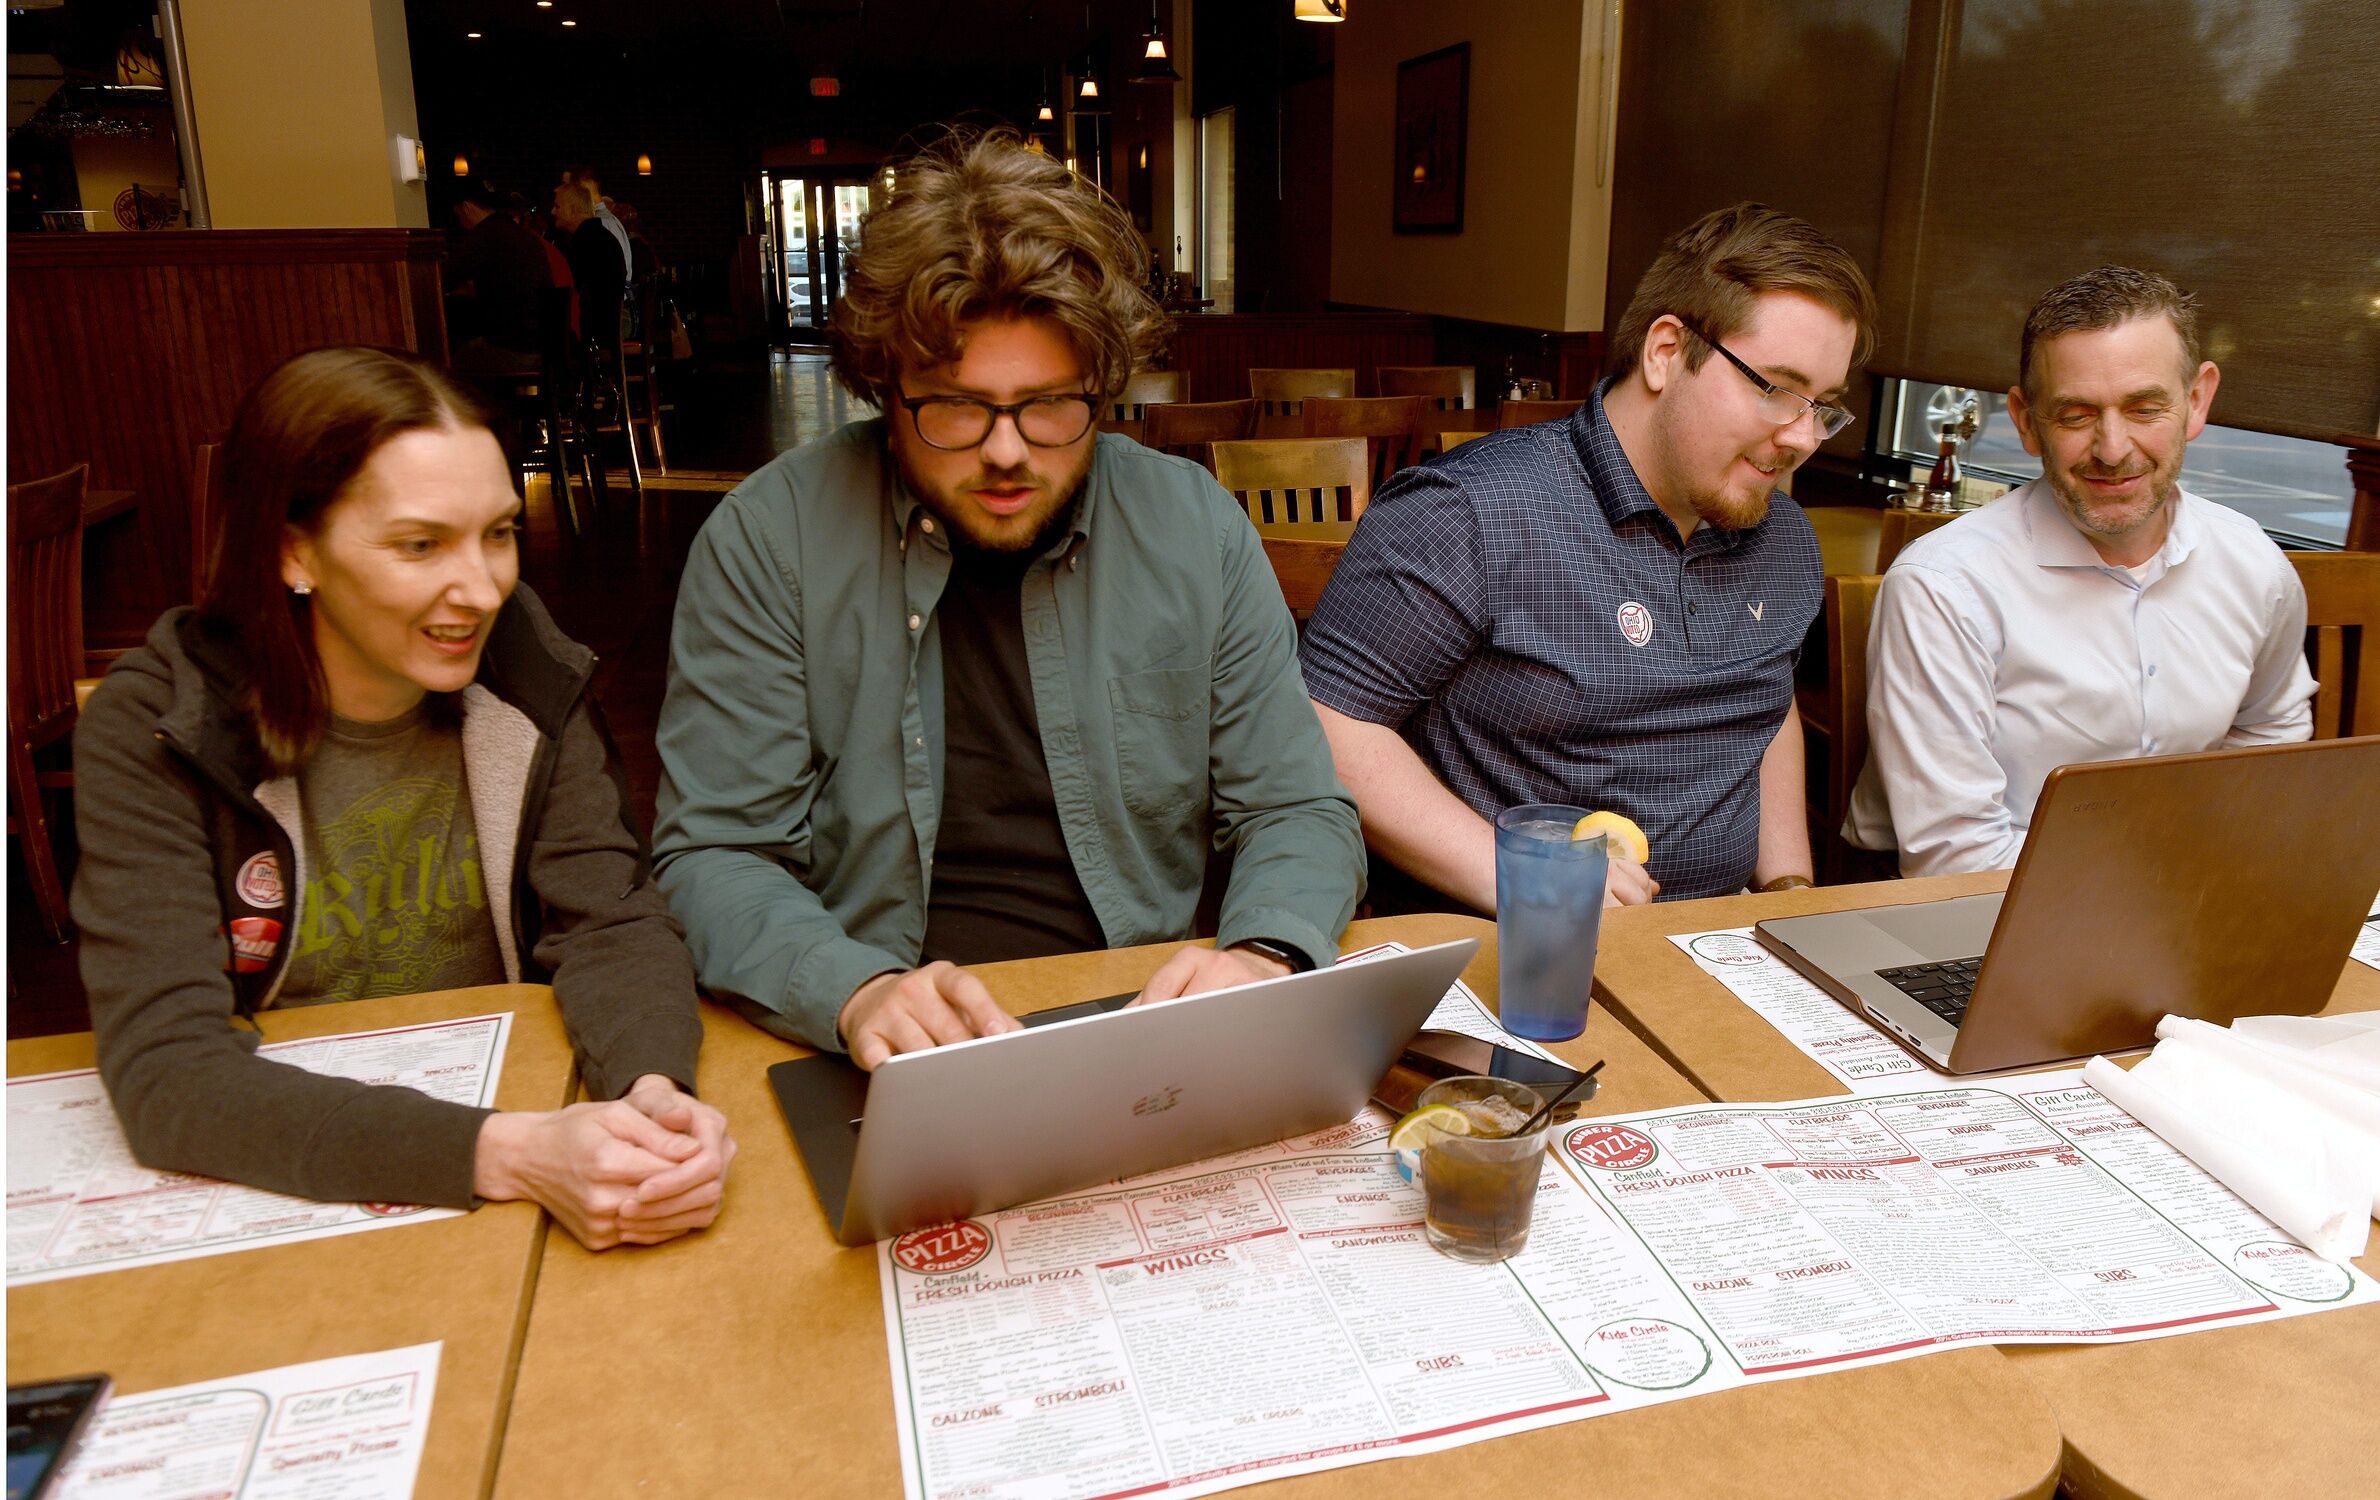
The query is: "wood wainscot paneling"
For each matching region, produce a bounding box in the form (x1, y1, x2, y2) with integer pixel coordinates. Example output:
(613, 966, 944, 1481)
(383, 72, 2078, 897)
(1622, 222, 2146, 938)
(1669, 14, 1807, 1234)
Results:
(1164, 311, 1436, 403)
(8, 229, 450, 654)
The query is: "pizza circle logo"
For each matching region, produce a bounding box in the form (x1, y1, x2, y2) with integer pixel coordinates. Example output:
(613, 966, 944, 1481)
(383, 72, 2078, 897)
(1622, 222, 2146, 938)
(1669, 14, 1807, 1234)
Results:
(235, 851, 286, 909)
(359, 1202, 430, 1217)
(1616, 601, 1653, 647)
(1689, 934, 1768, 967)
(893, 1220, 994, 1275)
(1566, 1123, 1658, 1171)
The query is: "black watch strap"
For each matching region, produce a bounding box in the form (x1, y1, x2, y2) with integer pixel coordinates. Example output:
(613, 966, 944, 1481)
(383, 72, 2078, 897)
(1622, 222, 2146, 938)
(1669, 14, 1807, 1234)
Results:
(1234, 938, 1315, 973)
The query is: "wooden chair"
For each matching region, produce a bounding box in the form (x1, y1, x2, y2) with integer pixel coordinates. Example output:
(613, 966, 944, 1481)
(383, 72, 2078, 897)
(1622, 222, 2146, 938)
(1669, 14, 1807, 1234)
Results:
(1211, 439, 1372, 528)
(1249, 368, 1355, 438)
(1441, 429, 1489, 452)
(1795, 572, 1885, 885)
(1146, 399, 1258, 471)
(188, 442, 225, 603)
(1302, 396, 1426, 494)
(1111, 370, 1185, 422)
(2288, 551, 2379, 738)
(1098, 416, 1146, 445)
(1497, 397, 1585, 428)
(9, 465, 90, 941)
(1876, 506, 1960, 571)
(1377, 365, 1476, 412)
(1262, 536, 1347, 618)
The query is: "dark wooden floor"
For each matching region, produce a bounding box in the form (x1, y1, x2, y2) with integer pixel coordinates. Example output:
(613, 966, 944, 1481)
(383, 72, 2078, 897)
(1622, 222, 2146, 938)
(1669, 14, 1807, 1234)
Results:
(7, 352, 863, 1039)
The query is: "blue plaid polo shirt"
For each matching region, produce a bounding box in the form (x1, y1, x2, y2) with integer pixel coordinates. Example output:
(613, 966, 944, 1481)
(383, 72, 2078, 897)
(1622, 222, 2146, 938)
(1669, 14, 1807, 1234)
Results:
(1298, 380, 1822, 901)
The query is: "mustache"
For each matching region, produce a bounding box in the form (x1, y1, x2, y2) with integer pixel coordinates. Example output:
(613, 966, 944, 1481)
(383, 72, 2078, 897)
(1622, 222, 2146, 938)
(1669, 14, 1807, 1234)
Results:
(2073, 460, 2151, 480)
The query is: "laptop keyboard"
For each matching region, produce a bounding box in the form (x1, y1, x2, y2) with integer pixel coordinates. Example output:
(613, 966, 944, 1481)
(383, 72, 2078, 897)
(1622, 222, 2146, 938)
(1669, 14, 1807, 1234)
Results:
(1876, 957, 1984, 1026)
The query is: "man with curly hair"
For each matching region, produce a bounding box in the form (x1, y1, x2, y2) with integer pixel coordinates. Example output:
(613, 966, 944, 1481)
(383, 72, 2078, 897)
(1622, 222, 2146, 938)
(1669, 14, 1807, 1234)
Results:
(652, 131, 1363, 1068)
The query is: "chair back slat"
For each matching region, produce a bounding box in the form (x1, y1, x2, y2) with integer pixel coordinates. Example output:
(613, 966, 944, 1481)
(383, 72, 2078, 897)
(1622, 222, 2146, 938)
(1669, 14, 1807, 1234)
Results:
(1249, 368, 1355, 437)
(1302, 396, 1426, 493)
(1262, 536, 1347, 617)
(189, 442, 226, 603)
(1376, 365, 1475, 411)
(2287, 551, 2379, 739)
(1098, 416, 1146, 445)
(8, 464, 89, 740)
(1111, 369, 1185, 421)
(1497, 397, 1585, 428)
(1819, 572, 1883, 836)
(1211, 439, 1372, 527)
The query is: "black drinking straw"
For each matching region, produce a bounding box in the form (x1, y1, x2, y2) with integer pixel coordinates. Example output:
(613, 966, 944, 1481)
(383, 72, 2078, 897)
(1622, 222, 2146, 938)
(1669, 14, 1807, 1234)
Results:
(1519, 1059, 1605, 1135)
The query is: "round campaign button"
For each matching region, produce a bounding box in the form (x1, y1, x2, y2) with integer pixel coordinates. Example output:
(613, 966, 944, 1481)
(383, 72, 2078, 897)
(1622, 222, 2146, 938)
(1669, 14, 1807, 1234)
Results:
(225, 916, 284, 974)
(1616, 601, 1654, 647)
(235, 850, 286, 909)
(1565, 1122, 1659, 1171)
(892, 1219, 994, 1275)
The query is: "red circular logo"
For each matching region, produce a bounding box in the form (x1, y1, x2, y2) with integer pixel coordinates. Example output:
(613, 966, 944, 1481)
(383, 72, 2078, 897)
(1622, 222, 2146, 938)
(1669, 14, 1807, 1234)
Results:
(892, 1220, 994, 1274)
(225, 916, 284, 974)
(236, 851, 285, 909)
(1566, 1123, 1658, 1171)
(359, 1201, 429, 1217)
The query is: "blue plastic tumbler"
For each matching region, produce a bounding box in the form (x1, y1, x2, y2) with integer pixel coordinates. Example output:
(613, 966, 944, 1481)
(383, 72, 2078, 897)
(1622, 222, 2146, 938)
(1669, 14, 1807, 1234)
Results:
(1493, 804, 1607, 1041)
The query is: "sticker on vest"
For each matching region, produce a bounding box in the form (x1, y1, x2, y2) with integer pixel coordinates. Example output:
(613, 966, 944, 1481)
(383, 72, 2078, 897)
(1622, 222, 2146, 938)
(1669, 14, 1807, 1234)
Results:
(1616, 601, 1654, 647)
(234, 850, 286, 910)
(226, 916, 284, 973)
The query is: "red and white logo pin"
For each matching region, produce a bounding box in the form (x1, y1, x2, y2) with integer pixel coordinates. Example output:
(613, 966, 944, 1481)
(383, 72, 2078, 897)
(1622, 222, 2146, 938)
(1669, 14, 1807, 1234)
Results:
(1616, 601, 1654, 647)
(225, 916, 284, 973)
(235, 851, 285, 910)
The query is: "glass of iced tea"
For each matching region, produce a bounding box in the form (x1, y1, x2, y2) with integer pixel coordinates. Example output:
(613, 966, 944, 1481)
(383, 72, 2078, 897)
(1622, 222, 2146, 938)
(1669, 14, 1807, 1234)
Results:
(1416, 1075, 1552, 1264)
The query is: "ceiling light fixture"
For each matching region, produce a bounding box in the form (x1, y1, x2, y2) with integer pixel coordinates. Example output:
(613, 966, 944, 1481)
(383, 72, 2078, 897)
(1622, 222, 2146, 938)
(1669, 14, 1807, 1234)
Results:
(636, 152, 653, 176)
(560, 17, 576, 25)
(1293, 0, 1346, 19)
(453, 151, 470, 177)
(466, 30, 482, 38)
(1133, 0, 1179, 83)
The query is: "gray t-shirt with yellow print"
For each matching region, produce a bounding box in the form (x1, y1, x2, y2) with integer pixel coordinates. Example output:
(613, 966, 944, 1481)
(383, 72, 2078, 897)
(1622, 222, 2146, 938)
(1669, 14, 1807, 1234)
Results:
(275, 700, 507, 1005)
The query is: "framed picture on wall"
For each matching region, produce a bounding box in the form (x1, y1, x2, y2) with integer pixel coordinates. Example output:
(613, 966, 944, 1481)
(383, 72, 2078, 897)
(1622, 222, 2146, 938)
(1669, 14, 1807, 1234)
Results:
(1393, 42, 1467, 234)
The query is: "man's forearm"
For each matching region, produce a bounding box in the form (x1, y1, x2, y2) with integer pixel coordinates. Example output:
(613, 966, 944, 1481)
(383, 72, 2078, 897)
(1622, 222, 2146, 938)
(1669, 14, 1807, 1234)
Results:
(1755, 702, 1814, 887)
(655, 846, 907, 1050)
(1312, 701, 1496, 911)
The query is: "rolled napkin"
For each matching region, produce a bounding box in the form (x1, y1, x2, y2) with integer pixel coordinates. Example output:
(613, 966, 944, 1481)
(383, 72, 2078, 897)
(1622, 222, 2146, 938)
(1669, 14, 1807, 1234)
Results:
(2083, 1048, 2372, 1264)
(2226, 1012, 2380, 1099)
(2152, 1017, 2380, 1219)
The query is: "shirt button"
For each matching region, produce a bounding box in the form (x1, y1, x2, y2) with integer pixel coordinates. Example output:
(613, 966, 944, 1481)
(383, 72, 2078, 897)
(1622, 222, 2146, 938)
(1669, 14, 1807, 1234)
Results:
(2147, 665, 2157, 676)
(908, 613, 922, 631)
(915, 736, 925, 748)
(921, 517, 936, 535)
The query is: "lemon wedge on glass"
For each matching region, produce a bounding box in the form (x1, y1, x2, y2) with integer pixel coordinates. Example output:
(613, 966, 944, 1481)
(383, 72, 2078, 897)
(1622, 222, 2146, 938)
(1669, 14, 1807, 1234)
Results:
(1389, 1102, 1474, 1184)
(1571, 810, 1650, 864)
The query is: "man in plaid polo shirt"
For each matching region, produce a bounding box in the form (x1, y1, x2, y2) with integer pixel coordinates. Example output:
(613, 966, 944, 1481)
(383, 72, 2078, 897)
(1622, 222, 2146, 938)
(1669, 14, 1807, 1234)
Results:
(1299, 204, 1877, 910)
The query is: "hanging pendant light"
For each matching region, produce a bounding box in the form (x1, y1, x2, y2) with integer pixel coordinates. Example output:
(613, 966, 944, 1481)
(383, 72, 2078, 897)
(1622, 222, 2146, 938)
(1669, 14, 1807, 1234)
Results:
(1133, 1, 1179, 83)
(452, 151, 470, 177)
(636, 152, 653, 176)
(1294, 0, 1347, 20)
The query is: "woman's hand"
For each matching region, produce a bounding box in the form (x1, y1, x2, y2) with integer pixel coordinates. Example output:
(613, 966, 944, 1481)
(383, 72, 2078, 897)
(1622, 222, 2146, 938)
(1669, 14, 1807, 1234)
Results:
(616, 1074, 737, 1234)
(472, 1093, 726, 1250)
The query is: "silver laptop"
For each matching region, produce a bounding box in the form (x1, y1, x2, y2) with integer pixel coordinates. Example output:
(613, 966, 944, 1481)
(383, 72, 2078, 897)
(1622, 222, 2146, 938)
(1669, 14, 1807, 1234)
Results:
(772, 939, 1478, 1244)
(1756, 737, 2380, 1074)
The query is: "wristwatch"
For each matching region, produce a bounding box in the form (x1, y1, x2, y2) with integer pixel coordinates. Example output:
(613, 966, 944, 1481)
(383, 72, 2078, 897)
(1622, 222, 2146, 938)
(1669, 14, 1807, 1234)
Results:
(1757, 875, 1817, 893)
(1233, 938, 1315, 973)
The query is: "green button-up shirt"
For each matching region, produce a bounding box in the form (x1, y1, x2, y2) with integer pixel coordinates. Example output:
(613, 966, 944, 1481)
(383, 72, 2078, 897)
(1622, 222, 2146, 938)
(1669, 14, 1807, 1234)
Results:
(652, 420, 1365, 1049)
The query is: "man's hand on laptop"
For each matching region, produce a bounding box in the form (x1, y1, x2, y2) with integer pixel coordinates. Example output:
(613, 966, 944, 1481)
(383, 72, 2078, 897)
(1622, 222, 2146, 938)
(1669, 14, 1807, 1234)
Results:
(839, 962, 1023, 1071)
(1133, 943, 1293, 1006)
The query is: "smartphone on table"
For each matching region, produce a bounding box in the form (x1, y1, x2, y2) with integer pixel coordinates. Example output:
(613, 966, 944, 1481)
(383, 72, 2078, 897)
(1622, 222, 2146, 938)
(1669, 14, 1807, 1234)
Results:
(8, 1376, 111, 1500)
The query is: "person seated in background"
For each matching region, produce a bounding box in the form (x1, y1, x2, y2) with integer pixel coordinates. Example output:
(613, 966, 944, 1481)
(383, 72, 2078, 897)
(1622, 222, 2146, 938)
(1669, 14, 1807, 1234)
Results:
(445, 178, 552, 376)
(562, 162, 634, 275)
(651, 129, 1363, 1071)
(73, 346, 733, 1249)
(552, 179, 624, 352)
(1846, 266, 2313, 876)
(1298, 203, 1875, 913)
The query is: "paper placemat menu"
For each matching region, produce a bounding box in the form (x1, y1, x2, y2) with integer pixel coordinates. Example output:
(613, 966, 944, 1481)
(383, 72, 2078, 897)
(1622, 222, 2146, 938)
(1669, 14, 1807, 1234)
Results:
(7, 1014, 511, 1286)
(2353, 892, 2380, 976)
(1667, 928, 1933, 1093)
(52, 1343, 441, 1500)
(877, 994, 2377, 1500)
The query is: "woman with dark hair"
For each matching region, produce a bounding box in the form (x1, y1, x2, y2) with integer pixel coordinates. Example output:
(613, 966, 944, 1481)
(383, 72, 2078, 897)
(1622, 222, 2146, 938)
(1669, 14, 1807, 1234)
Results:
(73, 345, 733, 1249)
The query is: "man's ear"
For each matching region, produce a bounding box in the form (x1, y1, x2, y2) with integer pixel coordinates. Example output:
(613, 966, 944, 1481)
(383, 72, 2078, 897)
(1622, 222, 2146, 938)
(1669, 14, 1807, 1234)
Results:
(2181, 361, 2220, 443)
(1638, 315, 1689, 396)
(2004, 384, 2044, 459)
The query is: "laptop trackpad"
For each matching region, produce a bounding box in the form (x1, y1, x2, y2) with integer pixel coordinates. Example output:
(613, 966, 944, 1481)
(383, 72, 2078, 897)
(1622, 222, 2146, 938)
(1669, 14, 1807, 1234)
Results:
(1862, 895, 2003, 964)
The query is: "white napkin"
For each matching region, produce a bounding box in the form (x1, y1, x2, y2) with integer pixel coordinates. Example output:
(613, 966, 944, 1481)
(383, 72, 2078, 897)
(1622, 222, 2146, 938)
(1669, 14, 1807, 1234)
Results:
(2152, 1017, 2380, 1218)
(2084, 1040, 2373, 1265)
(2226, 1012, 2380, 1099)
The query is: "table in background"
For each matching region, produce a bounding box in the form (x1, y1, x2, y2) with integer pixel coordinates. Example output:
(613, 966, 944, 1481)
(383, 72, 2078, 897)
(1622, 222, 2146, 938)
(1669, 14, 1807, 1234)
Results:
(492, 915, 2061, 1500)
(5, 985, 579, 1499)
(1591, 876, 2380, 1500)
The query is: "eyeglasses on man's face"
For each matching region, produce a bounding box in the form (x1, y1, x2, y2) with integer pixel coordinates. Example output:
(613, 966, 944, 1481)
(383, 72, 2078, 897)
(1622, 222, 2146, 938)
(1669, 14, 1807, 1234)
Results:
(897, 391, 1098, 451)
(1682, 323, 1857, 440)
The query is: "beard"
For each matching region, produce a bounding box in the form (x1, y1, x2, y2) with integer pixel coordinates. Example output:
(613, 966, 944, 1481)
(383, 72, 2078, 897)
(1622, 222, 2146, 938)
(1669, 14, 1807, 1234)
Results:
(2040, 442, 2182, 546)
(1681, 469, 1779, 532)
(895, 446, 1092, 556)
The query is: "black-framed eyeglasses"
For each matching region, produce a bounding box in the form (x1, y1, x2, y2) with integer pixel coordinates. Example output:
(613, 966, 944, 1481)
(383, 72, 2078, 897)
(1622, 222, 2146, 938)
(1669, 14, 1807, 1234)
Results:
(1682, 324, 1857, 440)
(897, 391, 1098, 451)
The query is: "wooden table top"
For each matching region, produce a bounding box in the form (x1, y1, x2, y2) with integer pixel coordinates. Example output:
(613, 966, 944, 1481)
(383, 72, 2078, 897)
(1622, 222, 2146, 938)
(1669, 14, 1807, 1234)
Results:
(6, 985, 578, 1500)
(1592, 876, 2380, 1500)
(492, 915, 2059, 1500)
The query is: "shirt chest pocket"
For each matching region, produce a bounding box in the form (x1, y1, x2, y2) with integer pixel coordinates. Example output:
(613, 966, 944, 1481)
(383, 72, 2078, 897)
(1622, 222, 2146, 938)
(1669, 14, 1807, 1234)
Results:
(1107, 664, 1211, 819)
